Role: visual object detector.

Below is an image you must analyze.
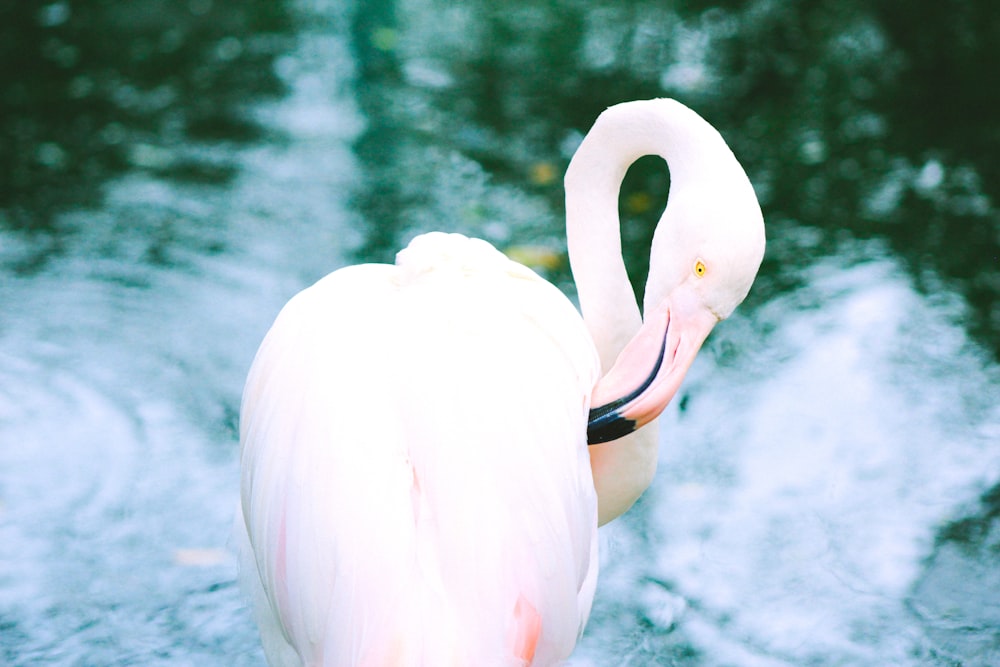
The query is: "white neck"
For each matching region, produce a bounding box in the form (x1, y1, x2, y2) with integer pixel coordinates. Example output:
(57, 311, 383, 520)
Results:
(565, 99, 729, 524)
(566, 99, 728, 367)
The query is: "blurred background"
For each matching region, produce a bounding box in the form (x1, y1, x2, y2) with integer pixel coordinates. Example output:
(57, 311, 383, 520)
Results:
(1, 0, 998, 664)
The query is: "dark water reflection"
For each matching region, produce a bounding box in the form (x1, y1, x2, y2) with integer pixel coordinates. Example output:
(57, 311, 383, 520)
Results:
(0, 0, 291, 267)
(2, 0, 998, 664)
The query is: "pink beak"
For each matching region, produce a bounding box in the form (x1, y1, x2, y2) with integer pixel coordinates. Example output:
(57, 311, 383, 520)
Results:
(587, 285, 718, 444)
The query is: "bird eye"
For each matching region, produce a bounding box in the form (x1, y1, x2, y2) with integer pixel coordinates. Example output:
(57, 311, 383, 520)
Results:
(694, 260, 707, 277)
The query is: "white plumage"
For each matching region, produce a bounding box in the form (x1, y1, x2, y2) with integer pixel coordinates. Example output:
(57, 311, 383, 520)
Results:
(239, 99, 765, 666)
(240, 234, 600, 665)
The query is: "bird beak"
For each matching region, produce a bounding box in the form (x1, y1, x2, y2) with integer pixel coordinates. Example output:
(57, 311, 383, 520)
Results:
(587, 285, 718, 444)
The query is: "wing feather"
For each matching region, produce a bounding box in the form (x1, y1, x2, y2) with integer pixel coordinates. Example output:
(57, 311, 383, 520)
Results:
(240, 234, 600, 666)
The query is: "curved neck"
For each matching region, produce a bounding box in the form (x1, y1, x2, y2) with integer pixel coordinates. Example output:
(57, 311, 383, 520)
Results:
(565, 99, 732, 525)
(565, 99, 724, 369)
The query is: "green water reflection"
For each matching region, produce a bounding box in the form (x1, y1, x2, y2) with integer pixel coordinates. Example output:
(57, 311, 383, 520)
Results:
(0, 0, 291, 264)
(4, 1, 997, 351)
(348, 0, 1000, 356)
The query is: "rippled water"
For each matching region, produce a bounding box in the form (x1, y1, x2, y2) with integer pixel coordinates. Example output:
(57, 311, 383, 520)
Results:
(577, 241, 1000, 665)
(1, 2, 361, 663)
(2, 0, 998, 665)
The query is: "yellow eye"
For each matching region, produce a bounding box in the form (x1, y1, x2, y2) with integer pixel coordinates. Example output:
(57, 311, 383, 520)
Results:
(694, 260, 707, 277)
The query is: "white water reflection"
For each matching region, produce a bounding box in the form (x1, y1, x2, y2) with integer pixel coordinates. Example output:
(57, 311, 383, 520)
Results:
(575, 240, 1000, 666)
(0, 2, 360, 664)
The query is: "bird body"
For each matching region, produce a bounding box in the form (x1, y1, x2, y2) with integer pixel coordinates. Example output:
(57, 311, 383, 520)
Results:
(240, 234, 600, 666)
(239, 99, 765, 666)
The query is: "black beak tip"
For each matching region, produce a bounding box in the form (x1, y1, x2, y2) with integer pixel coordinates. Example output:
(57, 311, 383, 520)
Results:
(585, 320, 669, 446)
(587, 410, 638, 445)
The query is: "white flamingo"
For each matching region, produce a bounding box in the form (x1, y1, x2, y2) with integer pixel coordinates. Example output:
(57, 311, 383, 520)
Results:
(238, 98, 765, 666)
